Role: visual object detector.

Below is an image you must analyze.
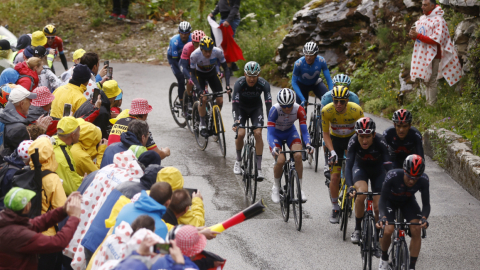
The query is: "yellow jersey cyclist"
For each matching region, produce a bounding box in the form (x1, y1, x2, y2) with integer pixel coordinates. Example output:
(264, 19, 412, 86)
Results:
(321, 85, 364, 223)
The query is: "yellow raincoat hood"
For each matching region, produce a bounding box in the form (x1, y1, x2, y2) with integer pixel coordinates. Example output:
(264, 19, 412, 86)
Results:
(28, 137, 58, 172)
(77, 121, 102, 158)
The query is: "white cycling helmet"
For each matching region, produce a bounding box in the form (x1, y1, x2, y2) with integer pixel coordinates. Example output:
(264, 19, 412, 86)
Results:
(303, 41, 319, 56)
(332, 74, 352, 86)
(178, 21, 192, 33)
(277, 88, 296, 106)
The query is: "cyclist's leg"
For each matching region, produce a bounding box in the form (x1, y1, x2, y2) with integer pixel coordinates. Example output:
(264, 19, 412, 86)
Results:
(167, 56, 185, 101)
(196, 70, 208, 118)
(380, 201, 397, 257)
(371, 167, 386, 222)
(235, 108, 248, 162)
(312, 80, 328, 100)
(268, 131, 286, 180)
(287, 129, 303, 179)
(353, 165, 368, 230)
(329, 136, 349, 210)
(207, 71, 224, 109)
(402, 200, 423, 259)
(250, 106, 265, 169)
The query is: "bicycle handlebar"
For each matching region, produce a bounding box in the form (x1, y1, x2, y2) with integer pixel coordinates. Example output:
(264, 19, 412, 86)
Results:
(355, 192, 382, 196)
(379, 224, 427, 239)
(200, 90, 231, 106)
(234, 125, 267, 139)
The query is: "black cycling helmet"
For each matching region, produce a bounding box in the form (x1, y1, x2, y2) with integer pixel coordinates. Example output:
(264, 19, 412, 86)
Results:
(199, 36, 214, 51)
(331, 85, 350, 99)
(392, 109, 413, 124)
(403, 154, 425, 177)
(43, 24, 56, 35)
(355, 117, 376, 134)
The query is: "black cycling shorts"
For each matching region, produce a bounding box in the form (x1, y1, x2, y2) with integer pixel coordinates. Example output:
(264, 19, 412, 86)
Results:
(238, 106, 264, 128)
(385, 199, 422, 223)
(331, 135, 352, 173)
(195, 69, 223, 98)
(352, 163, 386, 192)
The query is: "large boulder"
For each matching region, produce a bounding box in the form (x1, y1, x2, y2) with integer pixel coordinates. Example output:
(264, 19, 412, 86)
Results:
(453, 17, 480, 72)
(439, 0, 480, 16)
(403, 0, 421, 8)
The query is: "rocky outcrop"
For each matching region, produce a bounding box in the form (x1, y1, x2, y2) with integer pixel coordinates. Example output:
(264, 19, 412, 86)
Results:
(439, 0, 480, 16)
(453, 17, 480, 72)
(424, 128, 480, 200)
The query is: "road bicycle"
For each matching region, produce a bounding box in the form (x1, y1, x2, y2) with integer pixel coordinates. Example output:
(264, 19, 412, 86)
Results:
(276, 143, 306, 231)
(235, 122, 267, 205)
(169, 81, 187, 128)
(191, 90, 230, 157)
(379, 210, 427, 270)
(355, 191, 381, 270)
(306, 100, 323, 172)
(182, 84, 200, 134)
(338, 157, 354, 241)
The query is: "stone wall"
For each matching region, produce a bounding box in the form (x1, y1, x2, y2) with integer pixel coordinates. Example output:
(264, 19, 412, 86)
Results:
(424, 128, 480, 200)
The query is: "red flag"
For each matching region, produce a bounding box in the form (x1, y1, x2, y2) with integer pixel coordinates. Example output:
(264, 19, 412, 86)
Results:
(219, 24, 244, 63)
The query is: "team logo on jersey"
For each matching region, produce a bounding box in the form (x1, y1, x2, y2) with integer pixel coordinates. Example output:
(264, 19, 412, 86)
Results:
(295, 61, 301, 67)
(302, 70, 320, 80)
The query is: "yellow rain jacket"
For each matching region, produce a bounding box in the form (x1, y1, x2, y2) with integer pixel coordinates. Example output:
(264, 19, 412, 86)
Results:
(51, 83, 87, 118)
(71, 121, 106, 176)
(52, 135, 83, 195)
(28, 137, 67, 236)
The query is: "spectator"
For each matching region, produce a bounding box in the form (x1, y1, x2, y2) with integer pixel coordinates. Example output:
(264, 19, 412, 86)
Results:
(409, 0, 462, 105)
(0, 67, 19, 85)
(163, 189, 192, 226)
(209, 0, 241, 36)
(0, 39, 13, 64)
(27, 137, 69, 269)
(0, 140, 32, 208)
(27, 86, 58, 136)
(110, 0, 130, 21)
(95, 80, 122, 138)
(0, 188, 81, 270)
(51, 63, 90, 118)
(65, 150, 145, 265)
(52, 116, 83, 195)
(13, 31, 46, 65)
(26, 125, 46, 140)
(114, 182, 171, 238)
(37, 48, 63, 92)
(157, 167, 205, 227)
(101, 119, 149, 167)
(71, 120, 108, 176)
(129, 144, 147, 159)
(79, 52, 107, 100)
(10, 34, 31, 65)
(0, 86, 49, 157)
(60, 48, 86, 82)
(107, 98, 170, 160)
(14, 56, 42, 91)
(110, 92, 123, 118)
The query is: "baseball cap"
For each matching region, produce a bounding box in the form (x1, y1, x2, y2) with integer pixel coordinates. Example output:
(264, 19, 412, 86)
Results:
(156, 167, 184, 191)
(31, 31, 47, 47)
(102, 80, 122, 99)
(0, 39, 11, 51)
(115, 91, 123, 100)
(73, 49, 86, 62)
(72, 64, 92, 83)
(57, 116, 80, 135)
(9, 85, 37, 103)
(31, 86, 55, 107)
(16, 34, 32, 50)
(4, 187, 36, 212)
(129, 98, 153, 115)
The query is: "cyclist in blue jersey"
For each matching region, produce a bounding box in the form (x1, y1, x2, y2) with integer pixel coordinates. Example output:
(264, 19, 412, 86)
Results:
(291, 42, 333, 107)
(167, 21, 192, 104)
(268, 89, 314, 203)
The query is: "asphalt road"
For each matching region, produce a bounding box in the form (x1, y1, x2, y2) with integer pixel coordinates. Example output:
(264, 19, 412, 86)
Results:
(56, 62, 480, 269)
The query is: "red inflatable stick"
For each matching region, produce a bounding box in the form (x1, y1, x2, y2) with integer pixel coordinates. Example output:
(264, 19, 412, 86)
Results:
(209, 199, 266, 233)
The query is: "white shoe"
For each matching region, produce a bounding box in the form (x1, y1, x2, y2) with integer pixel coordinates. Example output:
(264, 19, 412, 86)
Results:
(351, 230, 360, 244)
(324, 164, 329, 172)
(271, 186, 280, 203)
(257, 169, 264, 181)
(233, 161, 241, 175)
(301, 190, 307, 202)
(378, 259, 389, 270)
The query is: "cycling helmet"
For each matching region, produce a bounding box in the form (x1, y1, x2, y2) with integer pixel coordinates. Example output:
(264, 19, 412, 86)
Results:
(199, 36, 214, 51)
(332, 74, 352, 86)
(355, 117, 376, 134)
(244, 61, 261, 76)
(191, 30, 205, 43)
(331, 85, 350, 99)
(277, 88, 296, 106)
(392, 109, 413, 124)
(303, 41, 319, 56)
(403, 154, 425, 177)
(43, 24, 56, 35)
(178, 21, 192, 33)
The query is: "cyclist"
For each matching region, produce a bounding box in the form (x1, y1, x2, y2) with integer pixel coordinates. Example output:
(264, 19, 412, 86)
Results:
(268, 88, 313, 203)
(43, 25, 68, 73)
(321, 74, 360, 179)
(376, 155, 430, 270)
(291, 42, 333, 107)
(167, 21, 192, 105)
(190, 36, 231, 138)
(180, 29, 205, 114)
(232, 61, 272, 180)
(383, 109, 424, 169)
(346, 118, 392, 254)
(322, 85, 364, 223)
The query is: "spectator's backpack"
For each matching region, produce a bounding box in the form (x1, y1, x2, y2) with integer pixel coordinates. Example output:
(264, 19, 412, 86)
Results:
(12, 148, 55, 218)
(16, 74, 35, 91)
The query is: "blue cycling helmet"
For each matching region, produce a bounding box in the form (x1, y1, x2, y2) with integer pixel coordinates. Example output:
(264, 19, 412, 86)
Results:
(332, 74, 352, 87)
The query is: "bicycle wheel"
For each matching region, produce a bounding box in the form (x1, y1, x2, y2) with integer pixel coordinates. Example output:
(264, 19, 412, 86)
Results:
(366, 217, 376, 270)
(247, 146, 257, 204)
(307, 112, 315, 166)
(280, 163, 290, 222)
(291, 169, 303, 231)
(183, 90, 194, 134)
(242, 146, 250, 196)
(396, 241, 409, 270)
(169, 82, 186, 128)
(339, 184, 345, 230)
(361, 217, 369, 270)
(342, 195, 350, 241)
(314, 116, 321, 172)
(192, 101, 208, 150)
(213, 106, 226, 157)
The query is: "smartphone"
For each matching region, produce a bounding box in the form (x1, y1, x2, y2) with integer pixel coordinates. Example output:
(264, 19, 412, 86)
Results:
(104, 60, 109, 68)
(185, 188, 198, 198)
(63, 103, 72, 117)
(92, 88, 100, 104)
(155, 243, 171, 254)
(107, 67, 113, 80)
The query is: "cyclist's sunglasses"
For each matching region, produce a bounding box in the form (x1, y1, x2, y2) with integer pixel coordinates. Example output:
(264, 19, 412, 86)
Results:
(280, 104, 294, 109)
(357, 129, 374, 135)
(179, 31, 191, 34)
(47, 36, 55, 40)
(405, 172, 420, 180)
(333, 99, 347, 105)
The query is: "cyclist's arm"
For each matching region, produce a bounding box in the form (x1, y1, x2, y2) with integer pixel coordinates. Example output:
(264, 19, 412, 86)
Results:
(321, 108, 333, 151)
(266, 107, 279, 149)
(220, 61, 230, 87)
(298, 106, 310, 145)
(59, 53, 68, 70)
(414, 129, 425, 159)
(345, 138, 356, 187)
(232, 80, 241, 121)
(379, 171, 395, 218)
(350, 92, 360, 105)
(420, 175, 431, 218)
(380, 137, 393, 172)
(320, 60, 334, 90)
(189, 57, 202, 91)
(179, 59, 191, 80)
(263, 82, 272, 113)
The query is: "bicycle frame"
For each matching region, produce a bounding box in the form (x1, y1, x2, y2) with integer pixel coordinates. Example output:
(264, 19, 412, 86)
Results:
(212, 104, 224, 134)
